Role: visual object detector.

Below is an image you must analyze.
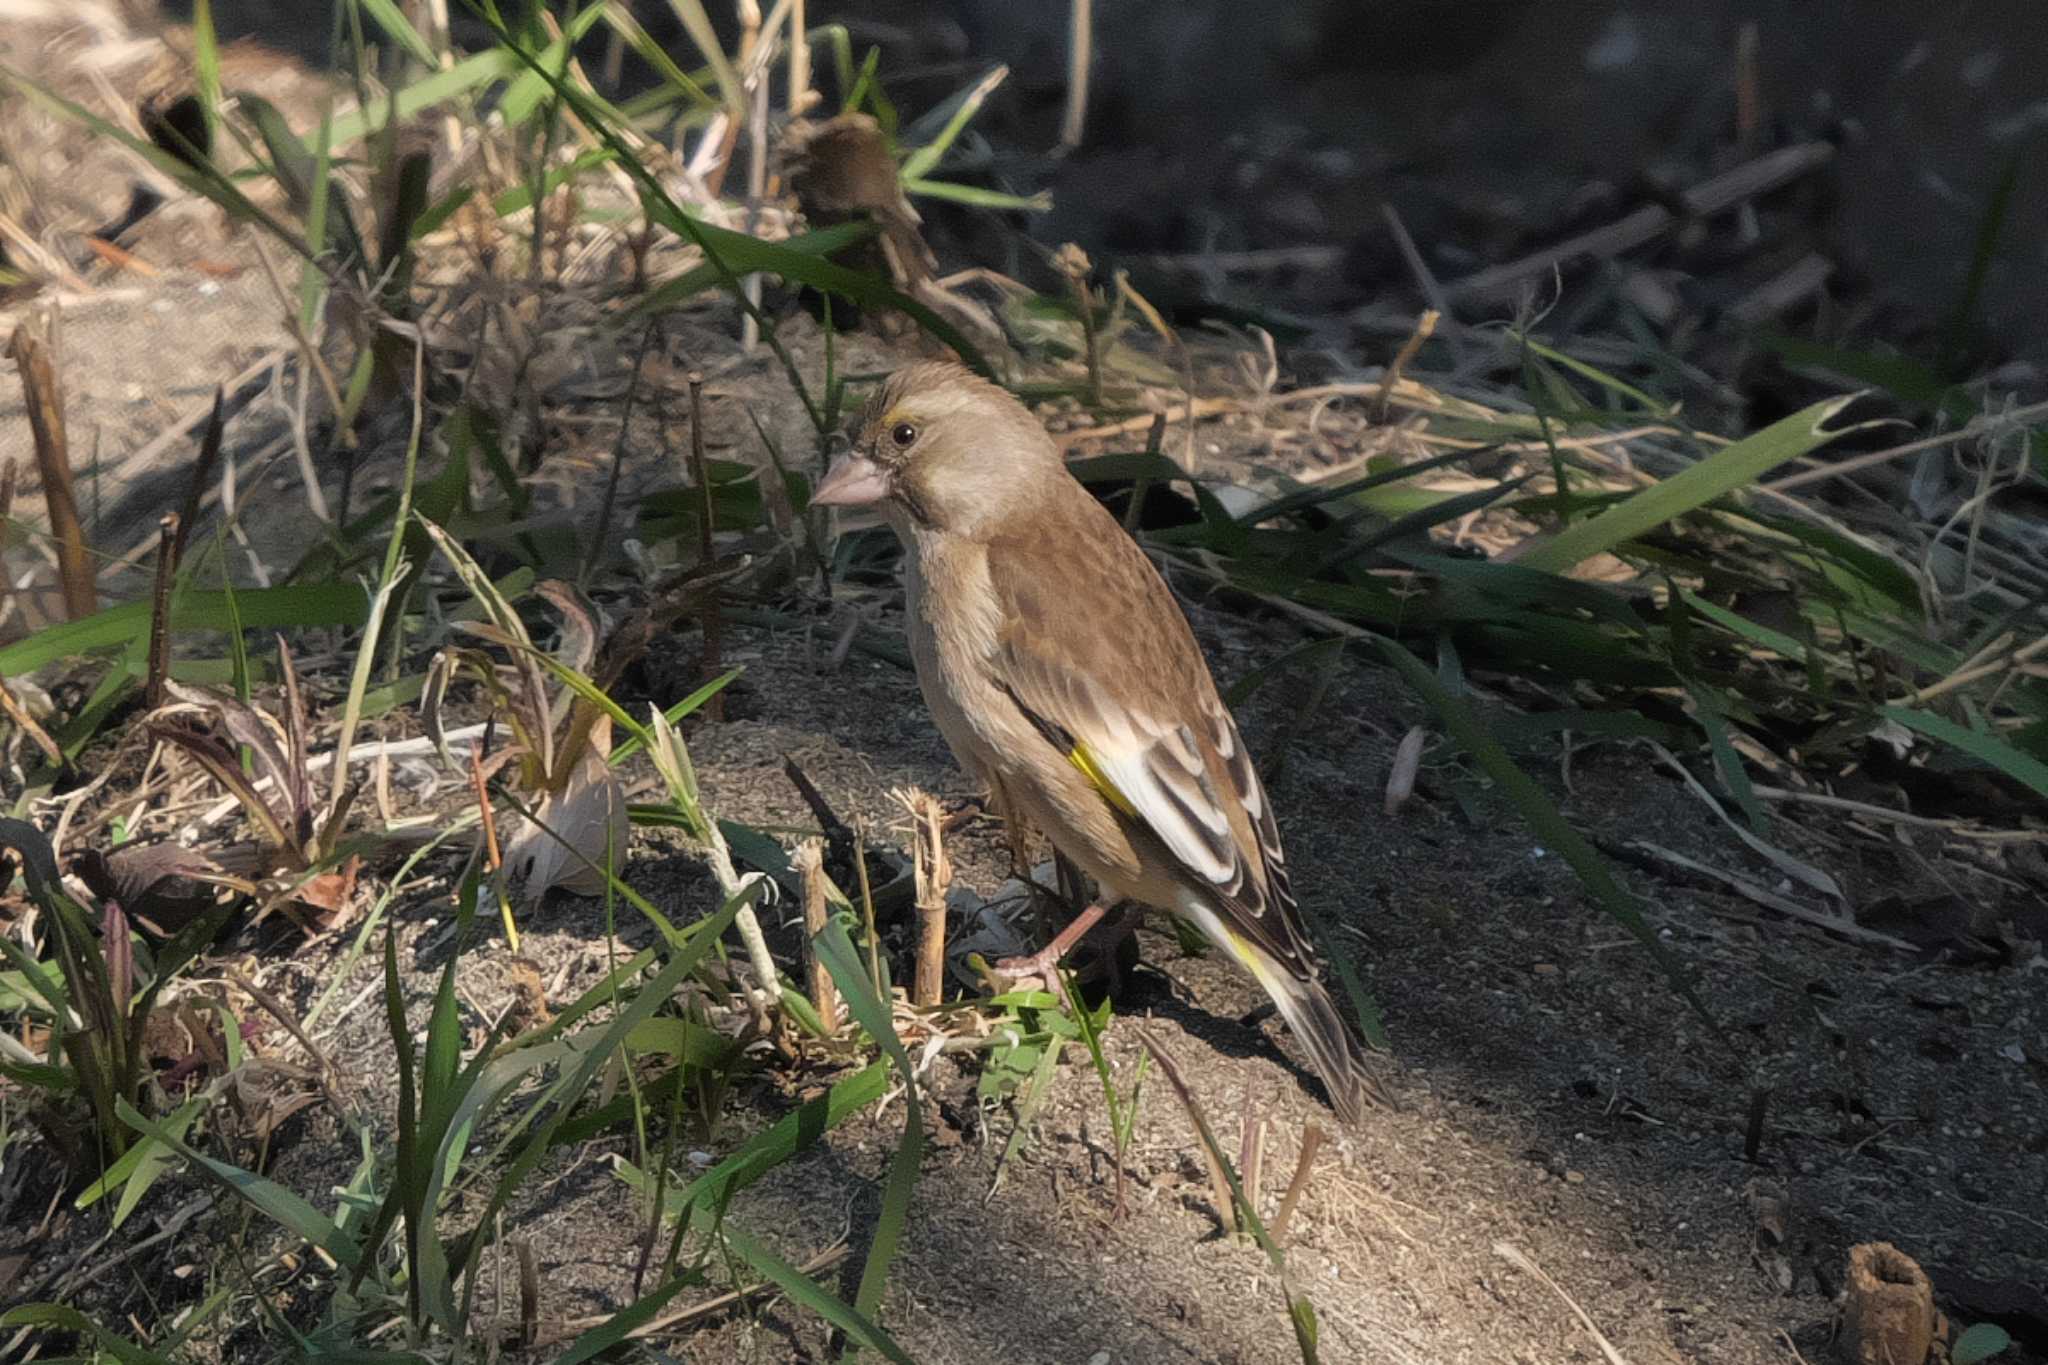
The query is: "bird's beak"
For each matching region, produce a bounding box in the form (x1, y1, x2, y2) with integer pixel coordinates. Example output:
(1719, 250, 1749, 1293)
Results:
(811, 454, 892, 508)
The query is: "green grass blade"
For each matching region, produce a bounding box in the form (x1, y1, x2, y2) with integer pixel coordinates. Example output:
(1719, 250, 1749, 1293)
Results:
(812, 917, 923, 1352)
(718, 1224, 921, 1365)
(1518, 394, 1867, 574)
(1883, 705, 2048, 799)
(191, 0, 222, 149)
(898, 64, 1007, 180)
(0, 1305, 181, 1365)
(0, 584, 369, 675)
(115, 1098, 361, 1271)
(354, 0, 440, 67)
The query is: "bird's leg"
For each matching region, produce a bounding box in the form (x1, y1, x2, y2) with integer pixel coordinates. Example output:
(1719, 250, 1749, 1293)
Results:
(994, 899, 1112, 987)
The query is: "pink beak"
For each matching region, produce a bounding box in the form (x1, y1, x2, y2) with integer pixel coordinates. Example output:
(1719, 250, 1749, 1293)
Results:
(810, 454, 892, 508)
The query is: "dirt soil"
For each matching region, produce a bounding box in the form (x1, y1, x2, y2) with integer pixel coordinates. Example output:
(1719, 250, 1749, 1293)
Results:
(3, 5, 2045, 1364)
(11, 562, 2045, 1364)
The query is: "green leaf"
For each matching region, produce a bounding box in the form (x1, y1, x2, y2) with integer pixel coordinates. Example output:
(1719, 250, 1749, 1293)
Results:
(618, 1060, 888, 1220)
(1883, 706, 2048, 800)
(0, 1304, 181, 1365)
(1953, 1322, 2013, 1365)
(1518, 394, 1868, 574)
(811, 918, 923, 1353)
(75, 1096, 205, 1226)
(116, 1098, 361, 1271)
(718, 1224, 921, 1365)
(0, 584, 369, 675)
(354, 0, 441, 67)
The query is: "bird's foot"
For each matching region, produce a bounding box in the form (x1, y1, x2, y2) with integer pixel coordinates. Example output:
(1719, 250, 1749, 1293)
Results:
(992, 903, 1140, 998)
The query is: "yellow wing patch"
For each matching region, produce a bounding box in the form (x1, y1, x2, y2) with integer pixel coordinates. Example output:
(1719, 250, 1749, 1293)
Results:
(1067, 742, 1137, 817)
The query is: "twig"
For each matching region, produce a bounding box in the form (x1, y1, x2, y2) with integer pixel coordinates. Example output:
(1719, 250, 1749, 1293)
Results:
(1749, 783, 2048, 843)
(1060, 0, 1092, 149)
(7, 310, 95, 619)
(1448, 142, 1835, 303)
(535, 1242, 848, 1345)
(783, 755, 857, 872)
(1267, 1124, 1325, 1246)
(794, 839, 841, 1035)
(584, 319, 657, 586)
(1380, 205, 1452, 321)
(1492, 1241, 1633, 1365)
(0, 673, 63, 771)
(1136, 1028, 1239, 1237)
(686, 372, 726, 719)
(1374, 308, 1439, 418)
(1763, 400, 2048, 494)
(1237, 1101, 1265, 1228)
(1055, 244, 1103, 406)
(171, 388, 227, 569)
(145, 514, 178, 709)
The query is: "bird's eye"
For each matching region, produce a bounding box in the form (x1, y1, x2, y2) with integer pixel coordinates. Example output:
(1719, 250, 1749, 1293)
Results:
(890, 422, 918, 448)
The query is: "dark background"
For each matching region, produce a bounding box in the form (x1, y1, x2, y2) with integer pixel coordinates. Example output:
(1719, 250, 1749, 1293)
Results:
(180, 1, 2048, 373)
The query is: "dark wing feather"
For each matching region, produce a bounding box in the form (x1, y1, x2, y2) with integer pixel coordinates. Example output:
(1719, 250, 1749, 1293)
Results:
(980, 490, 1321, 981)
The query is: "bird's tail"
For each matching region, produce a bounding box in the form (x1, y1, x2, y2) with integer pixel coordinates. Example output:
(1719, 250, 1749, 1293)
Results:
(1248, 953, 1395, 1126)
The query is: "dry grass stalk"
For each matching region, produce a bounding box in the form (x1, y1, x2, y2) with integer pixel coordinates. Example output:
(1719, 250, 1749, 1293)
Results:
(170, 387, 227, 569)
(1267, 1123, 1324, 1246)
(1135, 1028, 1240, 1237)
(1492, 1241, 1633, 1365)
(1374, 308, 1439, 417)
(144, 514, 178, 709)
(900, 787, 953, 1007)
(793, 838, 841, 1035)
(686, 372, 726, 719)
(0, 673, 64, 772)
(1061, 0, 1092, 149)
(1237, 1101, 1266, 1227)
(6, 309, 95, 620)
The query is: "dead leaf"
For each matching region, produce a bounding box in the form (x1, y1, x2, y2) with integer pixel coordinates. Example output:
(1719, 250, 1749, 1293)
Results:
(73, 843, 239, 936)
(503, 743, 627, 903)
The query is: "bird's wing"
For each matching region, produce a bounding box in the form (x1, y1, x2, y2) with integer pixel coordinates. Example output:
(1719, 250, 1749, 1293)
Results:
(982, 510, 1319, 981)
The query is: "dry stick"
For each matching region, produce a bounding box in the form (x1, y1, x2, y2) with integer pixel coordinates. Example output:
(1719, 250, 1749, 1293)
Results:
(738, 0, 768, 353)
(0, 456, 13, 623)
(584, 320, 658, 587)
(1491, 1241, 1633, 1365)
(470, 728, 520, 952)
(1374, 308, 1440, 419)
(0, 674, 63, 771)
(517, 1238, 540, 1348)
(1765, 398, 2048, 493)
(904, 789, 953, 1007)
(1238, 1102, 1266, 1229)
(144, 514, 178, 709)
(686, 373, 726, 720)
(788, 0, 812, 113)
(1380, 203, 1453, 323)
(1055, 244, 1103, 406)
(1136, 1029, 1239, 1238)
(1446, 140, 1835, 303)
(794, 839, 841, 1035)
(7, 312, 95, 620)
(536, 1242, 849, 1346)
(171, 388, 227, 569)
(1267, 1124, 1325, 1247)
(1061, 0, 1092, 149)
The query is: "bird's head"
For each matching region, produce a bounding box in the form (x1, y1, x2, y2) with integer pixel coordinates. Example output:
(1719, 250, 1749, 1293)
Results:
(811, 361, 1058, 536)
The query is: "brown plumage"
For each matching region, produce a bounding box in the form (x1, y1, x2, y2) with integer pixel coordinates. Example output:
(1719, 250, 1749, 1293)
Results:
(813, 361, 1390, 1123)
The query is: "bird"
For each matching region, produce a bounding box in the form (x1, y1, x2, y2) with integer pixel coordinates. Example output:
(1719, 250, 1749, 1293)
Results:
(779, 112, 937, 292)
(811, 360, 1390, 1124)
